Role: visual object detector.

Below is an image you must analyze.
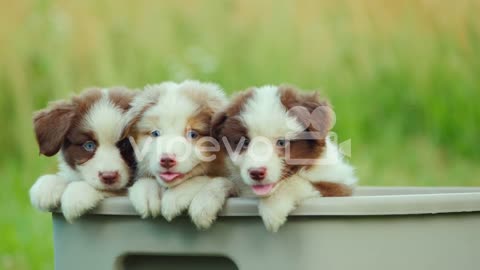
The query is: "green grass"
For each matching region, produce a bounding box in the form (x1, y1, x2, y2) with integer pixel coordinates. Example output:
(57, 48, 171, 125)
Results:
(1, 0, 480, 269)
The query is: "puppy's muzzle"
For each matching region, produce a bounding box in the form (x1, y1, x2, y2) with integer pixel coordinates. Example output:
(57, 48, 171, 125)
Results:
(248, 167, 267, 181)
(98, 171, 119, 185)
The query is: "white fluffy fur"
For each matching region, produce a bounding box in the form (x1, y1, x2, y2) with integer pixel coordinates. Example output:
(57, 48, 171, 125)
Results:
(299, 139, 357, 186)
(233, 86, 306, 190)
(61, 181, 110, 223)
(228, 85, 357, 232)
(132, 81, 226, 187)
(241, 86, 305, 139)
(189, 177, 234, 229)
(128, 177, 162, 218)
(161, 176, 211, 221)
(258, 175, 319, 232)
(29, 174, 69, 211)
(128, 81, 231, 227)
(30, 88, 133, 222)
(77, 92, 130, 190)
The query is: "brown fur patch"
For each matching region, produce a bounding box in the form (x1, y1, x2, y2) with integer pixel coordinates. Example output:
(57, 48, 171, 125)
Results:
(188, 105, 228, 178)
(278, 86, 331, 175)
(127, 101, 158, 141)
(187, 107, 214, 136)
(312, 181, 353, 197)
(61, 91, 100, 167)
(279, 85, 332, 138)
(132, 86, 229, 182)
(71, 88, 103, 116)
(214, 86, 333, 185)
(33, 88, 137, 181)
(208, 148, 227, 176)
(116, 136, 136, 187)
(211, 89, 253, 151)
(33, 88, 109, 157)
(225, 89, 254, 116)
(109, 87, 136, 112)
(62, 130, 97, 166)
(60, 89, 103, 167)
(33, 101, 76, 156)
(108, 87, 137, 139)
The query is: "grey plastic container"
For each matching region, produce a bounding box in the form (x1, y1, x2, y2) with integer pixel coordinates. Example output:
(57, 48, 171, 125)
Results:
(52, 187, 480, 270)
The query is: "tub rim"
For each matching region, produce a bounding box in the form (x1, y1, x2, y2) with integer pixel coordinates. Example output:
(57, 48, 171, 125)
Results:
(53, 186, 480, 217)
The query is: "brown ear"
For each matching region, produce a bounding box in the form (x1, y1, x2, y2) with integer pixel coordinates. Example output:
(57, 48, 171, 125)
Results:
(210, 110, 228, 140)
(108, 87, 137, 112)
(33, 101, 76, 156)
(279, 86, 332, 139)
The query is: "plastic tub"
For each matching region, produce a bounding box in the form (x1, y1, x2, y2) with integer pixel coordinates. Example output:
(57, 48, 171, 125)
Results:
(52, 187, 480, 270)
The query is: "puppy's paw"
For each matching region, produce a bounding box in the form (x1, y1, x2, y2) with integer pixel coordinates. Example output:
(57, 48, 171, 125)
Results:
(161, 189, 191, 221)
(188, 177, 232, 230)
(29, 174, 68, 211)
(258, 199, 295, 233)
(128, 178, 162, 218)
(61, 181, 104, 223)
(188, 193, 222, 230)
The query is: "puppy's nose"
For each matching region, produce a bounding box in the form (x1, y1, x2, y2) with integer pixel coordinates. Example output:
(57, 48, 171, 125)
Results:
(160, 154, 176, 169)
(99, 171, 119, 185)
(249, 167, 267, 181)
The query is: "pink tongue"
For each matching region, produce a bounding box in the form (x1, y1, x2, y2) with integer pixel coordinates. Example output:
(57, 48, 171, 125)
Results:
(251, 184, 275, 196)
(160, 173, 182, 182)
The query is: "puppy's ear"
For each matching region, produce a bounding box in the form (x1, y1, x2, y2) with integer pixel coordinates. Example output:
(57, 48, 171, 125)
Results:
(210, 89, 253, 140)
(210, 110, 228, 140)
(121, 110, 144, 143)
(108, 87, 137, 112)
(279, 86, 332, 139)
(33, 101, 76, 156)
(108, 88, 138, 140)
(121, 88, 161, 141)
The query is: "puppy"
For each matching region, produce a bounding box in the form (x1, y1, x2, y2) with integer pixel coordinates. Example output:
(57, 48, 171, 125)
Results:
(29, 87, 136, 222)
(212, 85, 357, 232)
(127, 80, 233, 229)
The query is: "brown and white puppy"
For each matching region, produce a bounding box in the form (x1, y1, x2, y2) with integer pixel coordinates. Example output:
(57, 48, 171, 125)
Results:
(127, 80, 233, 229)
(29, 87, 136, 222)
(212, 85, 357, 232)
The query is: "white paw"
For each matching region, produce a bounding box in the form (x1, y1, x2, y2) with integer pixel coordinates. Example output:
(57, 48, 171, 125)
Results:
(128, 178, 162, 218)
(188, 194, 223, 230)
(61, 181, 104, 223)
(161, 189, 191, 221)
(29, 174, 68, 211)
(188, 177, 232, 230)
(258, 200, 294, 233)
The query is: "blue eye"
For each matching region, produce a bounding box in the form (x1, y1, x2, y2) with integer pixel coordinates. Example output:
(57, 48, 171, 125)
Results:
(276, 138, 288, 148)
(151, 130, 161, 137)
(187, 130, 199, 140)
(83, 141, 96, 152)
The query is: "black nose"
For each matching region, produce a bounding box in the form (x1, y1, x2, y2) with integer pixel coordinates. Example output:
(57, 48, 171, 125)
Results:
(160, 154, 176, 169)
(99, 171, 119, 185)
(249, 167, 267, 181)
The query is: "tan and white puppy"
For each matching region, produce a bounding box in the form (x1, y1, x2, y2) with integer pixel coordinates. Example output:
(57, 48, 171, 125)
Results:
(127, 80, 233, 229)
(212, 85, 357, 232)
(29, 88, 136, 222)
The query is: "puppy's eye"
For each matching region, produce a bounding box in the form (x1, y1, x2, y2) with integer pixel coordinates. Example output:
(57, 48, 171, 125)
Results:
(242, 137, 250, 149)
(186, 130, 199, 140)
(151, 130, 161, 137)
(276, 138, 288, 148)
(83, 141, 96, 152)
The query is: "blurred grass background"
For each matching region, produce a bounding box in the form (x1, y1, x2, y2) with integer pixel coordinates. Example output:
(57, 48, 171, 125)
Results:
(1, 0, 479, 269)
